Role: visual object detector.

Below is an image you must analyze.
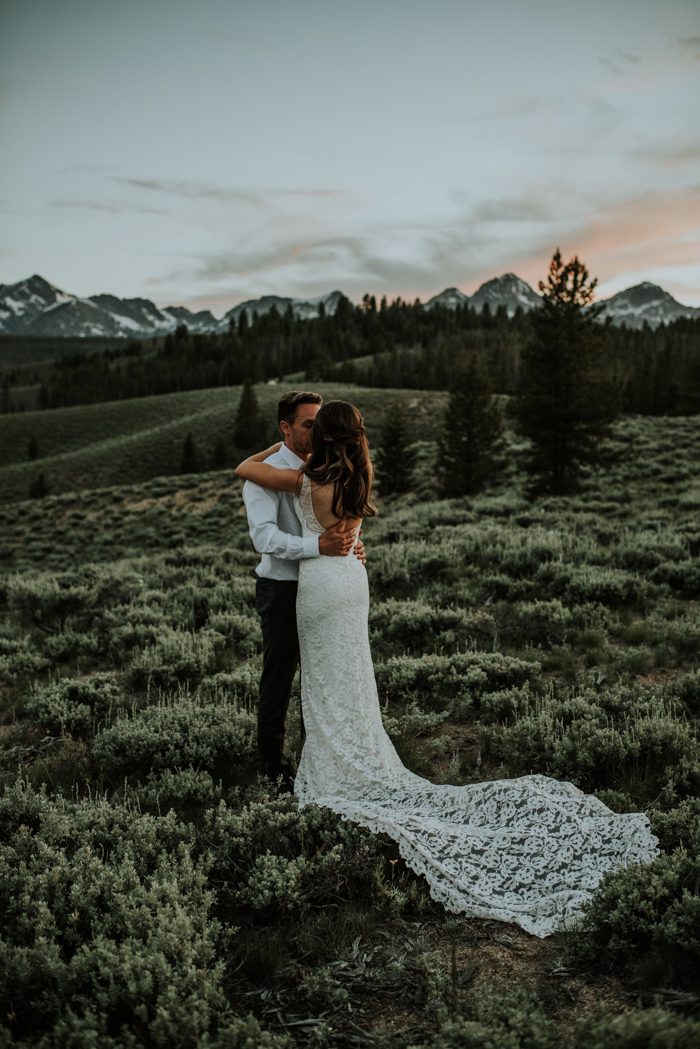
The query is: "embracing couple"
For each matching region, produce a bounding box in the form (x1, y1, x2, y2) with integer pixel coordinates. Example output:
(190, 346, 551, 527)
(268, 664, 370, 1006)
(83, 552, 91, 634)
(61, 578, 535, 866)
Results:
(236, 389, 659, 938)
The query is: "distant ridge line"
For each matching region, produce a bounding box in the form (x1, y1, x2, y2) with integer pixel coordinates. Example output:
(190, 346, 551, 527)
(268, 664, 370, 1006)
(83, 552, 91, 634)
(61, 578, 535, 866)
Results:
(0, 272, 697, 337)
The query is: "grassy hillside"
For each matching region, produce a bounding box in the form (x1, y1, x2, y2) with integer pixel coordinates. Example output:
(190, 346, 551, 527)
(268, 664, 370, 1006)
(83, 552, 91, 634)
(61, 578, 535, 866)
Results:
(1, 401, 699, 1047)
(0, 383, 445, 502)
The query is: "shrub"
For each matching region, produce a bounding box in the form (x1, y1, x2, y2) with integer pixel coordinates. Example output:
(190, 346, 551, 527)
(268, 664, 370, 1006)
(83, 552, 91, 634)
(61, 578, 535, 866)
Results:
(197, 666, 260, 707)
(406, 983, 555, 1049)
(0, 778, 248, 1049)
(0, 633, 48, 684)
(126, 627, 227, 690)
(382, 701, 449, 740)
(482, 686, 700, 800)
(25, 671, 127, 737)
(38, 626, 102, 663)
(649, 796, 700, 850)
(368, 541, 456, 596)
(572, 836, 700, 993)
(479, 684, 533, 724)
(121, 767, 224, 816)
(500, 599, 572, 647)
(663, 669, 700, 717)
(666, 615, 700, 660)
(570, 1008, 700, 1049)
(202, 791, 431, 922)
(369, 599, 494, 656)
(7, 563, 145, 636)
(651, 559, 700, 596)
(375, 651, 541, 719)
(92, 695, 257, 783)
(206, 609, 260, 658)
(563, 566, 650, 607)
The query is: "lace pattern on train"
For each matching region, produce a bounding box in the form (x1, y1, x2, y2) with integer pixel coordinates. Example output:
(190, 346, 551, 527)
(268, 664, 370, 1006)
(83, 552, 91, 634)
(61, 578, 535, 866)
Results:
(292, 473, 660, 937)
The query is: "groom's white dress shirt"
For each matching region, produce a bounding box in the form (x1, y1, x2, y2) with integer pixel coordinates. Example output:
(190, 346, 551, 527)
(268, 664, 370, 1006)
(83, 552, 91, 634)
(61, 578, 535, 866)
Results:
(242, 443, 320, 581)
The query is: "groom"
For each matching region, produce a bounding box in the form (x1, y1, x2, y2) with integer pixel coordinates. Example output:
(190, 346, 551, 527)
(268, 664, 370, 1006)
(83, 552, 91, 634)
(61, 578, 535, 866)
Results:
(242, 390, 364, 792)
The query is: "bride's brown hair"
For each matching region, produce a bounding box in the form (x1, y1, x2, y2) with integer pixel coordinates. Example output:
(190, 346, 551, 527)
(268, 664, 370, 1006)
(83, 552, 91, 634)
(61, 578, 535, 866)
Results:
(303, 400, 377, 520)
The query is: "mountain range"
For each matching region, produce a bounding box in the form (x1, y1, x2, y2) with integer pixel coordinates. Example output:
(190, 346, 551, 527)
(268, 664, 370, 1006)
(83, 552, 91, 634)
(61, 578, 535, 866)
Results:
(0, 273, 697, 339)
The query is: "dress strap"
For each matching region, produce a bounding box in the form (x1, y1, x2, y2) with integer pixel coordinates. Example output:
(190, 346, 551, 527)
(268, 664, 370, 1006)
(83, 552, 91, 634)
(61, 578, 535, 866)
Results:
(297, 472, 321, 531)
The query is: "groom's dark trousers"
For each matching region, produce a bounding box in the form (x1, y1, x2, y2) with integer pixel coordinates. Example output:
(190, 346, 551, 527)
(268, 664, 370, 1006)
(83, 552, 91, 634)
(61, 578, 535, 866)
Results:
(255, 575, 305, 777)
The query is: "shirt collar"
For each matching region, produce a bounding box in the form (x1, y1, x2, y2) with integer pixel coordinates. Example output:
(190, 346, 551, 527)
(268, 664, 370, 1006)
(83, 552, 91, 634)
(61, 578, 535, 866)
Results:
(278, 443, 305, 469)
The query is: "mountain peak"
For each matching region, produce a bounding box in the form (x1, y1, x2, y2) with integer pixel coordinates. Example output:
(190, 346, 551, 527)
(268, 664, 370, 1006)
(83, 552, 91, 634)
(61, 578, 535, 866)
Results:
(424, 287, 470, 310)
(598, 282, 698, 329)
(1, 274, 697, 337)
(471, 273, 541, 315)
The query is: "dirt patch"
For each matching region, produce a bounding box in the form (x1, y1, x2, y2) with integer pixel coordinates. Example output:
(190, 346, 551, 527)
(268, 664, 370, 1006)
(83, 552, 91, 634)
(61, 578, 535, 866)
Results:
(172, 490, 221, 514)
(121, 488, 221, 515)
(420, 918, 629, 1033)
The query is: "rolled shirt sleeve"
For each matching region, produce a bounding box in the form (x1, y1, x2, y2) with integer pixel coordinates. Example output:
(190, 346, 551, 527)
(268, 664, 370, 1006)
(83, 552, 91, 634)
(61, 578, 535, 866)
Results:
(242, 480, 320, 560)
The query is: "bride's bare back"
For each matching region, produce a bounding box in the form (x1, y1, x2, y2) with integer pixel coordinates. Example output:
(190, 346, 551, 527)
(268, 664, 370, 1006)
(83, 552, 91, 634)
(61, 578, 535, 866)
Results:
(308, 479, 362, 534)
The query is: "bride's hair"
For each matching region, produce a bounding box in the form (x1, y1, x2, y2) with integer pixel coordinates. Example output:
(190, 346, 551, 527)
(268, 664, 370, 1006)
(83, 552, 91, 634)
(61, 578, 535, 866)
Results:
(303, 400, 377, 519)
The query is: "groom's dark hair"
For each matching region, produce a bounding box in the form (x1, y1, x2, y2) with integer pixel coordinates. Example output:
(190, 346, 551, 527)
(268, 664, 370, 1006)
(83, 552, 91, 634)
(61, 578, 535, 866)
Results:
(278, 390, 323, 425)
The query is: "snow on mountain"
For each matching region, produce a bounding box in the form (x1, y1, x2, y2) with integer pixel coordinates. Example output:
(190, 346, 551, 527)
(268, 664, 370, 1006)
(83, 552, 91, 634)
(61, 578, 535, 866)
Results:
(1, 274, 697, 338)
(23, 297, 121, 338)
(0, 277, 347, 338)
(89, 294, 176, 335)
(218, 289, 344, 331)
(596, 282, 700, 330)
(425, 275, 541, 316)
(163, 306, 218, 333)
(0, 275, 75, 333)
(424, 287, 471, 310)
(294, 289, 344, 321)
(21, 295, 175, 338)
(470, 273, 542, 316)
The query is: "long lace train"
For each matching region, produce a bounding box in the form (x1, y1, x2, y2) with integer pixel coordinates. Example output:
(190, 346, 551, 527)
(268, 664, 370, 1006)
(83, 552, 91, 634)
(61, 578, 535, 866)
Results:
(292, 475, 660, 937)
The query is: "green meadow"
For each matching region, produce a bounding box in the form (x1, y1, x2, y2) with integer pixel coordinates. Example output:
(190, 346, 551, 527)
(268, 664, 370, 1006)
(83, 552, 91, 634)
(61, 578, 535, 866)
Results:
(1, 386, 699, 1048)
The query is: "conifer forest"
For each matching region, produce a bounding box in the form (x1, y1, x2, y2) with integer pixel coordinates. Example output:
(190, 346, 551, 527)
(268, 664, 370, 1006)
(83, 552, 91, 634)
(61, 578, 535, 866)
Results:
(1, 254, 699, 1048)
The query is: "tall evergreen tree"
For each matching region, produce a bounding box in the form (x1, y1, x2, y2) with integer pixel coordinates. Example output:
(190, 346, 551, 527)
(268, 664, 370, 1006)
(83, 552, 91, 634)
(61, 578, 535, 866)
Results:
(436, 359, 504, 496)
(28, 472, 48, 498)
(180, 432, 199, 473)
(514, 249, 619, 494)
(375, 401, 415, 494)
(234, 379, 267, 448)
(212, 435, 228, 467)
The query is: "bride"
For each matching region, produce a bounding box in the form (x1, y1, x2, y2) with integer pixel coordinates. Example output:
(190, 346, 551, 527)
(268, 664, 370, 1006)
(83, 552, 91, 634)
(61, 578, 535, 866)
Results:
(235, 399, 660, 938)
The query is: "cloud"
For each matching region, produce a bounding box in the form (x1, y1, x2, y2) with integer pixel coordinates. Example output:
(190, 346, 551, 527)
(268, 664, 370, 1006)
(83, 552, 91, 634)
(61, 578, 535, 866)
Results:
(162, 210, 530, 308)
(571, 186, 700, 267)
(469, 194, 553, 223)
(597, 50, 640, 76)
(632, 139, 700, 169)
(50, 197, 169, 215)
(149, 181, 700, 313)
(112, 177, 264, 208)
(506, 185, 700, 299)
(111, 176, 346, 208)
(678, 35, 700, 59)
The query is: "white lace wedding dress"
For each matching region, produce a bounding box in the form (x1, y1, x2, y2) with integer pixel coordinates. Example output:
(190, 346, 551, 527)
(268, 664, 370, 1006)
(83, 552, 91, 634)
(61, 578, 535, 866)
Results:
(292, 475, 660, 937)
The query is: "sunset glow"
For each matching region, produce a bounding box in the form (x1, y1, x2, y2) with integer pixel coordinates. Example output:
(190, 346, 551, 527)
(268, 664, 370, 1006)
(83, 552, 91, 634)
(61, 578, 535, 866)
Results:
(1, 0, 699, 311)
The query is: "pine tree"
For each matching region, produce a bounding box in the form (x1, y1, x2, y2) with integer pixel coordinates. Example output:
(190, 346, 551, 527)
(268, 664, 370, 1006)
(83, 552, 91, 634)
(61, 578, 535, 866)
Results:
(180, 432, 199, 473)
(28, 472, 48, 498)
(514, 249, 619, 495)
(27, 434, 39, 460)
(212, 435, 228, 467)
(375, 401, 415, 494)
(234, 379, 267, 448)
(436, 359, 504, 496)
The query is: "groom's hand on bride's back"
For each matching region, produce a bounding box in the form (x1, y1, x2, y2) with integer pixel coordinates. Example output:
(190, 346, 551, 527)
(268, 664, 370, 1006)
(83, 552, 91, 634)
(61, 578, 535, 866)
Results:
(319, 521, 356, 557)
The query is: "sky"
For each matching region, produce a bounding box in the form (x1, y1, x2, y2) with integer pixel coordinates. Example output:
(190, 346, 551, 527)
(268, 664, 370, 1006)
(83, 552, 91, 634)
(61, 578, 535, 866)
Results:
(1, 0, 699, 315)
